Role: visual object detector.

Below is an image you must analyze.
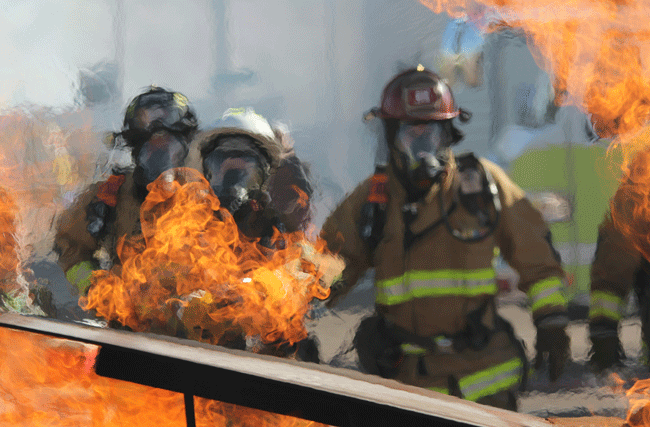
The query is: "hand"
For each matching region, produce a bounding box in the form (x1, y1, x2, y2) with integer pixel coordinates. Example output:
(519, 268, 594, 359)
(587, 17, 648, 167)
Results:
(307, 299, 330, 321)
(86, 200, 110, 239)
(534, 314, 570, 382)
(589, 320, 625, 372)
(324, 279, 347, 309)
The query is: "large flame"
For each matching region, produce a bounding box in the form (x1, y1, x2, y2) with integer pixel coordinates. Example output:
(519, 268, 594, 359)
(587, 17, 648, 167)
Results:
(81, 168, 338, 348)
(420, 0, 650, 142)
(0, 109, 97, 314)
(0, 327, 326, 426)
(0, 327, 185, 426)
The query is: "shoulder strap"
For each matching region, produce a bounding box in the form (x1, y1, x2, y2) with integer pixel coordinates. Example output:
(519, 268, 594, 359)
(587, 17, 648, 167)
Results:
(359, 166, 389, 254)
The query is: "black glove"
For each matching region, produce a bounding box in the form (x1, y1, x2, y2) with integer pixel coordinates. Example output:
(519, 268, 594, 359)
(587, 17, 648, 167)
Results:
(86, 200, 111, 239)
(534, 313, 570, 382)
(589, 320, 625, 372)
(324, 279, 347, 309)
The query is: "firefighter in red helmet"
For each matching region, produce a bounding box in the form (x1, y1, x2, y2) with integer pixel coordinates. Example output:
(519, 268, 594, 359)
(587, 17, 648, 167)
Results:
(319, 66, 570, 410)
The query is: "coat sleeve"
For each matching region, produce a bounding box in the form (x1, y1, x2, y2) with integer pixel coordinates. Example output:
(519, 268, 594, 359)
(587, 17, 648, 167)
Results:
(589, 213, 641, 324)
(319, 179, 374, 308)
(54, 184, 101, 273)
(484, 160, 568, 321)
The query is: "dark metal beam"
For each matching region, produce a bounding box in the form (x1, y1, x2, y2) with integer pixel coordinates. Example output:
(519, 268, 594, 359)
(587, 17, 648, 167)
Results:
(0, 313, 551, 427)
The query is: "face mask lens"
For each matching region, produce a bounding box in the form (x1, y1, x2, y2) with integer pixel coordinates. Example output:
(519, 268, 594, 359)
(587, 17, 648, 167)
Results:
(136, 133, 188, 184)
(203, 152, 262, 195)
(395, 122, 446, 164)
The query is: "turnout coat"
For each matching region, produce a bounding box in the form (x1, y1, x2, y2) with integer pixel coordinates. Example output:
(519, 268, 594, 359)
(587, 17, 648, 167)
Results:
(320, 155, 567, 403)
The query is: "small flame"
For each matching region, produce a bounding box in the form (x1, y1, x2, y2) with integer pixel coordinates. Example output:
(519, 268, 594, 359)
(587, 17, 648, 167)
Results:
(194, 398, 327, 426)
(291, 184, 310, 209)
(0, 327, 326, 426)
(81, 168, 339, 348)
(607, 374, 650, 427)
(0, 186, 19, 291)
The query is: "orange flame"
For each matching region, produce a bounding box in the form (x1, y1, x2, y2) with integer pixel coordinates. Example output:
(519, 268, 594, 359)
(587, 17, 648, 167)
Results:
(0, 327, 185, 426)
(0, 327, 326, 426)
(0, 110, 98, 264)
(194, 398, 326, 427)
(609, 141, 650, 262)
(291, 184, 310, 209)
(420, 0, 650, 142)
(0, 110, 98, 312)
(81, 168, 337, 348)
(0, 186, 19, 291)
(607, 374, 650, 427)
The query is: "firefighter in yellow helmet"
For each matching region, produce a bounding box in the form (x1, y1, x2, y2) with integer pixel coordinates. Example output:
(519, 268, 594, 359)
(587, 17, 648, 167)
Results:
(54, 86, 199, 296)
(319, 66, 570, 410)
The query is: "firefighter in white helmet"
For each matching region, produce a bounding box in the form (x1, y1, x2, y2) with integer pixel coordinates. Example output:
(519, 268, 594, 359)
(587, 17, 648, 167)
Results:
(319, 66, 570, 410)
(186, 107, 313, 245)
(183, 107, 323, 361)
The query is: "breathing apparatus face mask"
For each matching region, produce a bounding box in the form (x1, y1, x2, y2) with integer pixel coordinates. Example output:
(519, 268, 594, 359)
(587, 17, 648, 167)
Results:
(202, 136, 269, 215)
(133, 131, 189, 191)
(392, 121, 451, 194)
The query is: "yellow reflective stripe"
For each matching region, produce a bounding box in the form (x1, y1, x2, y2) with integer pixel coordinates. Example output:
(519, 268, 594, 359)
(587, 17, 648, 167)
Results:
(66, 261, 95, 294)
(376, 268, 496, 289)
(376, 275, 404, 289)
(409, 269, 496, 281)
(589, 291, 625, 322)
(428, 387, 449, 395)
(376, 269, 497, 306)
(459, 358, 523, 402)
(589, 308, 622, 322)
(401, 343, 427, 355)
(527, 277, 567, 313)
(377, 283, 498, 305)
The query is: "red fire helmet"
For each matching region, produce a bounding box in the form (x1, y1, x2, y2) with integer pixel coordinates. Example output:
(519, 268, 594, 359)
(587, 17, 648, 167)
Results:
(378, 66, 460, 121)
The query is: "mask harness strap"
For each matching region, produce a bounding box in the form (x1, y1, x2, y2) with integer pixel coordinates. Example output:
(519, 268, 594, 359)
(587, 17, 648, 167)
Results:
(402, 200, 456, 252)
(440, 160, 501, 243)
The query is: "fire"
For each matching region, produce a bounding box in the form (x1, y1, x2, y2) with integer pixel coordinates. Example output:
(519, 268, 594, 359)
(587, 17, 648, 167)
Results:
(419, 0, 650, 141)
(194, 398, 326, 427)
(608, 374, 650, 427)
(0, 326, 326, 426)
(0, 185, 19, 291)
(0, 110, 98, 315)
(291, 184, 310, 209)
(608, 142, 650, 262)
(81, 168, 340, 349)
(0, 327, 185, 426)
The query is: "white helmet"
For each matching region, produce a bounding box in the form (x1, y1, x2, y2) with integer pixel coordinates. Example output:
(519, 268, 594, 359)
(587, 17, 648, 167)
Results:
(198, 107, 282, 169)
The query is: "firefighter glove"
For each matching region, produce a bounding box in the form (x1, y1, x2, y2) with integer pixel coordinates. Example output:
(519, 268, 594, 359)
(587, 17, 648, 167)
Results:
(86, 200, 111, 239)
(589, 320, 624, 372)
(534, 313, 570, 382)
